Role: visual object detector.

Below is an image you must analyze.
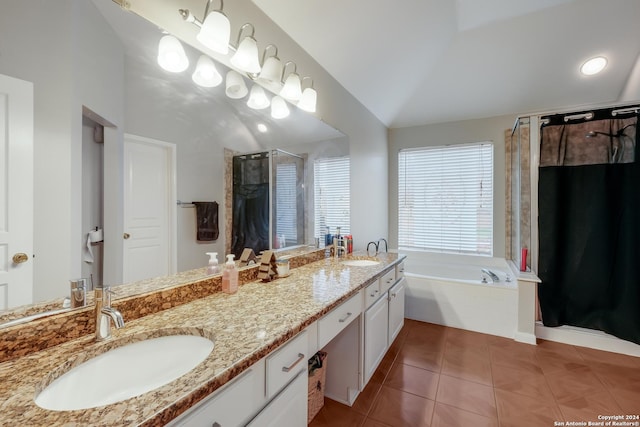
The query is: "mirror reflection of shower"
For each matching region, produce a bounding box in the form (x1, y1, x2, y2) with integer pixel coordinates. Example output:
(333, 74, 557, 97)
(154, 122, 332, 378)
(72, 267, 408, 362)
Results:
(231, 150, 305, 258)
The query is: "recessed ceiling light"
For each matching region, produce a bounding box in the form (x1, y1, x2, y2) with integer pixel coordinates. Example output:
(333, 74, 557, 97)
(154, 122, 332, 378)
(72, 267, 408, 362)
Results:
(580, 56, 607, 76)
(257, 123, 268, 133)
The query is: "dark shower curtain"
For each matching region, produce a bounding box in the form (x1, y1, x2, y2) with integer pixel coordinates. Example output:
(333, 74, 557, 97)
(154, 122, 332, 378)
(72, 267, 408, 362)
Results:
(232, 154, 270, 258)
(538, 112, 640, 344)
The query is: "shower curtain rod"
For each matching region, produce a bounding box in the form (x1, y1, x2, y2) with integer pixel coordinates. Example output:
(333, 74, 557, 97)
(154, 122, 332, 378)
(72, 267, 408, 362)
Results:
(511, 102, 640, 134)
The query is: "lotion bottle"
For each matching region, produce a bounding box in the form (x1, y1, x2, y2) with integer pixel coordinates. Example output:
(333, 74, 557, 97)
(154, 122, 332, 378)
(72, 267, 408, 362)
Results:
(222, 254, 239, 294)
(206, 252, 221, 275)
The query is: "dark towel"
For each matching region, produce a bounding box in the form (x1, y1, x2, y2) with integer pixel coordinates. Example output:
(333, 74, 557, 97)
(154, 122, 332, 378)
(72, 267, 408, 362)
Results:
(193, 202, 219, 241)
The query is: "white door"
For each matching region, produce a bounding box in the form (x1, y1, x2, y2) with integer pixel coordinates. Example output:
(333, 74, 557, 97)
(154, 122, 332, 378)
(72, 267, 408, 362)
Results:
(364, 294, 389, 384)
(388, 278, 406, 345)
(123, 134, 176, 283)
(0, 74, 33, 310)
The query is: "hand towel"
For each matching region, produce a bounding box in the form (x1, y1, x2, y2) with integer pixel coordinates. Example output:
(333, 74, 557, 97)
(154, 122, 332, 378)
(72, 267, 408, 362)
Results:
(193, 202, 219, 241)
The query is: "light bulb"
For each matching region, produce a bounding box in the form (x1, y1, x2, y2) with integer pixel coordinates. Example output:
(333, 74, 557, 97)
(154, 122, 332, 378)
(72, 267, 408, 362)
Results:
(157, 35, 189, 73)
(192, 55, 222, 87)
(280, 72, 302, 101)
(247, 84, 270, 109)
(225, 70, 248, 99)
(580, 56, 607, 76)
(298, 87, 317, 113)
(271, 95, 290, 119)
(196, 11, 230, 55)
(230, 36, 261, 74)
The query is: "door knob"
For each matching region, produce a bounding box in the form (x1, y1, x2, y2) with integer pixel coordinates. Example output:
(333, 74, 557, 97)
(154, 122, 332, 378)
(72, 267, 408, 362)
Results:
(123, 233, 130, 239)
(12, 253, 29, 264)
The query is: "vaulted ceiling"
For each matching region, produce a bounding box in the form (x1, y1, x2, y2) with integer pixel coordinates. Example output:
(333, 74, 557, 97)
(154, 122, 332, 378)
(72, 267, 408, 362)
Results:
(252, 0, 640, 128)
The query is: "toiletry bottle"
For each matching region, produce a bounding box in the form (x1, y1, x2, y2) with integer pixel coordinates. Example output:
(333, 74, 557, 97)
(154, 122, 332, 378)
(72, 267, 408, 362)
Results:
(206, 252, 221, 275)
(222, 254, 239, 294)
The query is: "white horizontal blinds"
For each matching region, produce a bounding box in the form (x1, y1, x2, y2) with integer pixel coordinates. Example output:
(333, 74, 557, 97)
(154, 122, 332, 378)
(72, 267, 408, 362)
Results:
(398, 143, 494, 256)
(314, 156, 350, 239)
(275, 162, 297, 241)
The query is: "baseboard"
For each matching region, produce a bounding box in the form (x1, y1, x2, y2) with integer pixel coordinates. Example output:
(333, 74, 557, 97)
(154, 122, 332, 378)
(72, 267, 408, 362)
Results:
(535, 322, 640, 357)
(514, 331, 537, 345)
(324, 388, 359, 407)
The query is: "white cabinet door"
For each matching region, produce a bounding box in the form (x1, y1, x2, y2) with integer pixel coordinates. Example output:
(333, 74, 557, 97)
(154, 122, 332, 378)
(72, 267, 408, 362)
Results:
(364, 294, 389, 384)
(167, 360, 266, 427)
(388, 278, 406, 345)
(247, 370, 307, 427)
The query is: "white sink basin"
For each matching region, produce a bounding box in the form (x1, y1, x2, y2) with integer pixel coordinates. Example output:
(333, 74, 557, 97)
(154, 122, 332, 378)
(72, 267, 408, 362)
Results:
(35, 334, 214, 411)
(342, 259, 381, 267)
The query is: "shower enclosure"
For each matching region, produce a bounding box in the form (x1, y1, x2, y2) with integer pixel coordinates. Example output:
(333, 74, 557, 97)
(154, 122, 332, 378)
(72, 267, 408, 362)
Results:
(231, 149, 305, 258)
(509, 106, 640, 346)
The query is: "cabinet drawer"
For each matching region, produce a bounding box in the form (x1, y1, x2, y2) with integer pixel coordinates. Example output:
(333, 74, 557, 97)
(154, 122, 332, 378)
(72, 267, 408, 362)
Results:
(364, 280, 381, 309)
(266, 331, 308, 399)
(396, 261, 406, 279)
(167, 359, 265, 427)
(318, 292, 362, 349)
(379, 268, 396, 294)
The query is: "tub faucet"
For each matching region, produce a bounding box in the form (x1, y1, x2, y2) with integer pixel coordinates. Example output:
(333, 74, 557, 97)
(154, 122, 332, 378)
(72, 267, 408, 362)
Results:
(95, 286, 124, 341)
(481, 268, 500, 283)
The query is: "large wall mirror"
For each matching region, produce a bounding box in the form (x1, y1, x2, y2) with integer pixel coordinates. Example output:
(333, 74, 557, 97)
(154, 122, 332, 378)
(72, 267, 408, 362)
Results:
(0, 0, 348, 322)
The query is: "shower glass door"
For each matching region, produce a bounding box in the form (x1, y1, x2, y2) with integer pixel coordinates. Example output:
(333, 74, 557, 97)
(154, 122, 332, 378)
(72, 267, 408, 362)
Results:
(271, 150, 305, 250)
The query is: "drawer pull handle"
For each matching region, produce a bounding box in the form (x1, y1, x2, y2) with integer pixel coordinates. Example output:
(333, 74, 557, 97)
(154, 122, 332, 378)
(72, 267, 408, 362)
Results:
(212, 423, 221, 427)
(282, 353, 305, 372)
(338, 312, 353, 323)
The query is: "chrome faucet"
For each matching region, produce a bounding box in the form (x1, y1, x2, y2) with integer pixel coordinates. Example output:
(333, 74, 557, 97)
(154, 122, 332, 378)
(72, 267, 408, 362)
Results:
(95, 286, 124, 341)
(367, 241, 379, 256)
(481, 268, 500, 283)
(377, 238, 388, 253)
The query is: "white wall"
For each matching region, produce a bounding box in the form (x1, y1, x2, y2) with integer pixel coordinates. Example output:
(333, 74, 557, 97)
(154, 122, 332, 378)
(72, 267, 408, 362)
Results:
(388, 114, 515, 258)
(0, 0, 124, 302)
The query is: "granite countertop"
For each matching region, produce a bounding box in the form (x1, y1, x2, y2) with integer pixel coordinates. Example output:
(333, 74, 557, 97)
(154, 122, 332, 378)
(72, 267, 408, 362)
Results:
(0, 252, 404, 426)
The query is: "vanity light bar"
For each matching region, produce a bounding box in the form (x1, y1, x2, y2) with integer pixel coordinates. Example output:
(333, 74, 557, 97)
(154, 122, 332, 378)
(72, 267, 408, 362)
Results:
(177, 1, 318, 114)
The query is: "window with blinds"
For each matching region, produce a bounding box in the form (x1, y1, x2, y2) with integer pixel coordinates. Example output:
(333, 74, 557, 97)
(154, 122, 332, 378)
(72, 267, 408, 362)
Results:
(398, 143, 494, 256)
(275, 162, 298, 242)
(314, 156, 350, 239)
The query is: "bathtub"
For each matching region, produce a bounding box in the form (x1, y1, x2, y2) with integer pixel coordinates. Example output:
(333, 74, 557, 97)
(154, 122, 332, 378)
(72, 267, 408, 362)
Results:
(402, 252, 519, 338)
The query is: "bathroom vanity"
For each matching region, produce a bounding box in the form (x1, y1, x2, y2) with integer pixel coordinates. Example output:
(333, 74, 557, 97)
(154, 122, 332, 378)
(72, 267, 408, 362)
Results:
(0, 251, 405, 426)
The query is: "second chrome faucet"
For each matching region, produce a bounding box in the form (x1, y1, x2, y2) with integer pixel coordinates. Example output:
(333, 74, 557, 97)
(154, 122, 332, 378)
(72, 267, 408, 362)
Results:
(95, 286, 125, 341)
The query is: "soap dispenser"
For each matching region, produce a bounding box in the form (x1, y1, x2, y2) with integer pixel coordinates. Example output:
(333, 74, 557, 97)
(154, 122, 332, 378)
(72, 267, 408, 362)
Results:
(222, 254, 239, 294)
(206, 252, 221, 275)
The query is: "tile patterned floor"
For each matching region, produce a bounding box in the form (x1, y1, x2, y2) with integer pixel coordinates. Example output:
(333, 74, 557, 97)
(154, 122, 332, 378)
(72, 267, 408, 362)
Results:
(309, 319, 640, 427)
